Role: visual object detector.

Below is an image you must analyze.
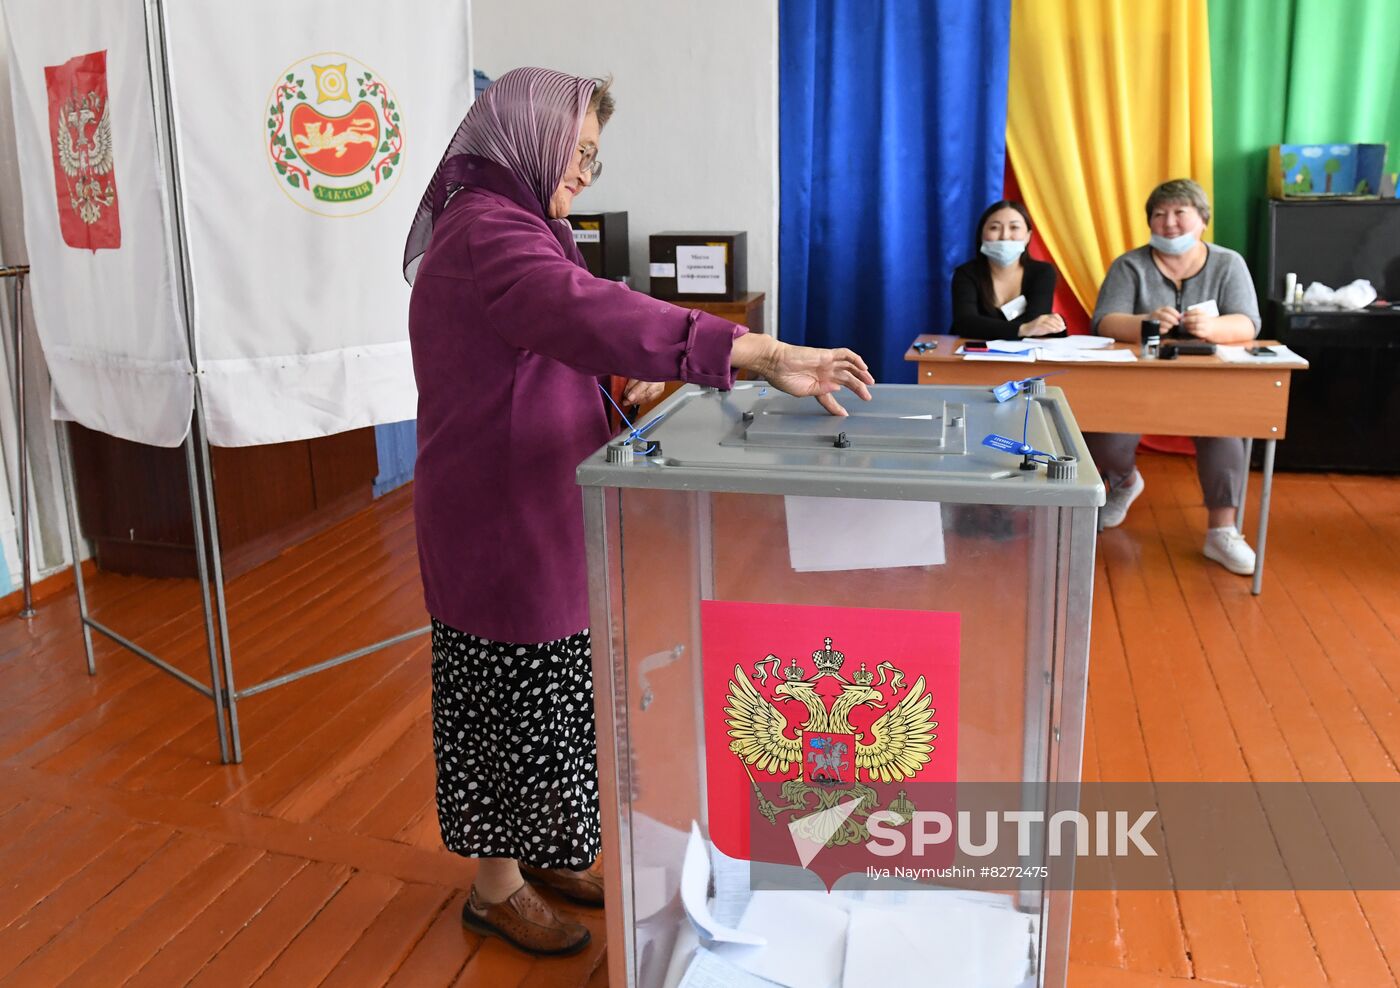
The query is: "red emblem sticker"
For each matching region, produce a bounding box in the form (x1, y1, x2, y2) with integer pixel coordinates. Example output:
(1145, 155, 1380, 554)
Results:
(703, 600, 960, 883)
(45, 49, 121, 251)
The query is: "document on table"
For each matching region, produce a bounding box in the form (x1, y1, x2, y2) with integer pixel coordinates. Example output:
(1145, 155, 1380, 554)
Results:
(784, 496, 945, 572)
(959, 348, 1037, 362)
(1215, 344, 1308, 365)
(1036, 334, 1114, 350)
(1037, 346, 1138, 362)
(987, 340, 1037, 353)
(997, 337, 1114, 353)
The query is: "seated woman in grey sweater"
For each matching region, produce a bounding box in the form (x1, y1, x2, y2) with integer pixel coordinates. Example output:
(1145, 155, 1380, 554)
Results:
(1088, 178, 1261, 576)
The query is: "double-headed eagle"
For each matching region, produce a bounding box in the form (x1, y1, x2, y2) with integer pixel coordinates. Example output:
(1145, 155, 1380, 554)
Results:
(724, 638, 937, 784)
(56, 90, 115, 225)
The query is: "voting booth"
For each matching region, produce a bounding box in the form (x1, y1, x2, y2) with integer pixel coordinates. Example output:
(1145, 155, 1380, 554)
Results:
(578, 382, 1104, 988)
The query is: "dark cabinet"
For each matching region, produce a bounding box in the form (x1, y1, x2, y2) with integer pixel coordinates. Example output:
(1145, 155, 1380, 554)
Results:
(70, 425, 379, 578)
(1264, 301, 1400, 473)
(1263, 200, 1400, 473)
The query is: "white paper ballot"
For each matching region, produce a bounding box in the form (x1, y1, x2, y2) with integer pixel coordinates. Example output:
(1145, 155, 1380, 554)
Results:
(710, 841, 755, 928)
(785, 496, 945, 572)
(1036, 347, 1137, 363)
(1186, 298, 1220, 318)
(663, 924, 702, 988)
(681, 822, 766, 946)
(960, 350, 1036, 362)
(715, 891, 849, 988)
(679, 947, 782, 988)
(676, 245, 727, 294)
(841, 897, 1032, 988)
(987, 340, 1037, 353)
(999, 294, 1028, 320)
(1036, 335, 1113, 350)
(1215, 344, 1308, 365)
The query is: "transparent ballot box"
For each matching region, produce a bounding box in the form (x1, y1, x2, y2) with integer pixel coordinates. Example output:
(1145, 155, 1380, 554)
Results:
(577, 383, 1104, 988)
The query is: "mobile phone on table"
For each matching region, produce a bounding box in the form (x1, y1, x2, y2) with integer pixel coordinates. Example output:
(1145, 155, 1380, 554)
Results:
(963, 340, 990, 352)
(1246, 346, 1276, 357)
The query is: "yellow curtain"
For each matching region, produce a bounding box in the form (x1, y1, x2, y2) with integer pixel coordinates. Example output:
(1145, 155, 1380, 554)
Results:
(1007, 0, 1214, 316)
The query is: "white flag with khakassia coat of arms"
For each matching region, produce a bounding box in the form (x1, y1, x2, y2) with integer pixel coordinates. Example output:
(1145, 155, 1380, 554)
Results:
(161, 2, 471, 446)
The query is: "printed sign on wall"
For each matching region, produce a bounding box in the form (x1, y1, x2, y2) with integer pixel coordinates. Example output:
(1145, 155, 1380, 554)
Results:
(676, 243, 726, 294)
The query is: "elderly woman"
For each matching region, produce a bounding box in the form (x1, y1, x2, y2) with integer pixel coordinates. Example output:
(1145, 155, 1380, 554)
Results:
(403, 67, 873, 956)
(950, 200, 1064, 340)
(1088, 178, 1260, 575)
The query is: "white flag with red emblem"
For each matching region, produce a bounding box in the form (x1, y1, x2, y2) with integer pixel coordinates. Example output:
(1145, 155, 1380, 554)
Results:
(161, 1, 473, 445)
(3, 0, 194, 446)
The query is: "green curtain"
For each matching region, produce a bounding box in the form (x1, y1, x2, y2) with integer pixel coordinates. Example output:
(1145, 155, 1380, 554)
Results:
(1209, 0, 1400, 291)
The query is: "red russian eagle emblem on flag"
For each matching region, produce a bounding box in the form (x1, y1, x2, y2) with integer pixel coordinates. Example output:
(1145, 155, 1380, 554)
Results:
(703, 600, 960, 885)
(45, 50, 121, 251)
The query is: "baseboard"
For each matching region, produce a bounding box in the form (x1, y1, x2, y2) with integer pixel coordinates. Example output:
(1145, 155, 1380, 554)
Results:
(0, 560, 98, 620)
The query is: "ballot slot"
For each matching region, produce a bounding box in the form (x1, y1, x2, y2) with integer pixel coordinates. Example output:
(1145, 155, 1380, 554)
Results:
(729, 394, 967, 454)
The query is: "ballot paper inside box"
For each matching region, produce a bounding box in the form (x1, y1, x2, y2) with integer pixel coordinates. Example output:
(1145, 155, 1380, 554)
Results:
(577, 383, 1104, 988)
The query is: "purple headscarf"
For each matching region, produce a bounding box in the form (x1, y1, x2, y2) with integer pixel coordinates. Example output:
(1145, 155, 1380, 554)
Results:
(403, 67, 596, 283)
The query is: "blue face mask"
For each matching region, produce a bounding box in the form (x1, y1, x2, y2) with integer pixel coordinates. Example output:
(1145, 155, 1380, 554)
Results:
(1149, 231, 1199, 255)
(980, 239, 1028, 267)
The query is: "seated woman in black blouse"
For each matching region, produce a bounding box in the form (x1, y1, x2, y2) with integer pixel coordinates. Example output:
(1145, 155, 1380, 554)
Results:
(950, 200, 1065, 340)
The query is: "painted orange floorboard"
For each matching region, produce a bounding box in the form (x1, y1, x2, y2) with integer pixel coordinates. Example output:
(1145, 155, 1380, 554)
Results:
(0, 471, 1397, 985)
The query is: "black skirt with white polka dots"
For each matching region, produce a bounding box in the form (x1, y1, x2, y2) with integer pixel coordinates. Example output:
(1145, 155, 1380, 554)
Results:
(429, 618, 601, 869)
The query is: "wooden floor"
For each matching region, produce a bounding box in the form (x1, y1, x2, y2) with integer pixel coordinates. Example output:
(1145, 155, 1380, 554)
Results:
(0, 457, 1397, 986)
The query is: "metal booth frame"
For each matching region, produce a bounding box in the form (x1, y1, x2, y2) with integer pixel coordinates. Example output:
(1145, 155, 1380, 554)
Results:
(46, 0, 427, 764)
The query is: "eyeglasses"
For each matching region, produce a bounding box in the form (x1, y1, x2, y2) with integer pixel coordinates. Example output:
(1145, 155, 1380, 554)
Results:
(577, 143, 602, 181)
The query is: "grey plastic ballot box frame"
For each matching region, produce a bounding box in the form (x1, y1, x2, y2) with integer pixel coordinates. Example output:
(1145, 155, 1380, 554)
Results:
(577, 382, 1104, 988)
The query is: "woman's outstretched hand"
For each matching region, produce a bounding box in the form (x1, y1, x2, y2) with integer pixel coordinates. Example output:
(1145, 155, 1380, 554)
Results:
(732, 334, 875, 416)
(621, 379, 666, 405)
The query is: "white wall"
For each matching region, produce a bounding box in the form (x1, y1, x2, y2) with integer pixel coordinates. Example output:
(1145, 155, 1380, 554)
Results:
(0, 12, 79, 584)
(470, 0, 779, 331)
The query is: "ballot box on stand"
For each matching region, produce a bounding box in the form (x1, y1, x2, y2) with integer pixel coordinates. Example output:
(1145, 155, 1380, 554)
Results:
(577, 382, 1105, 988)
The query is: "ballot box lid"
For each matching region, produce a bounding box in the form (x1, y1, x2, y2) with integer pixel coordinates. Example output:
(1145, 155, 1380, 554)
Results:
(576, 383, 1106, 507)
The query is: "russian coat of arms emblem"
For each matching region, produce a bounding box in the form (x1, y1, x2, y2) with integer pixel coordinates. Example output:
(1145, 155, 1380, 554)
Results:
(703, 600, 960, 882)
(724, 636, 936, 847)
(265, 53, 403, 216)
(45, 50, 120, 251)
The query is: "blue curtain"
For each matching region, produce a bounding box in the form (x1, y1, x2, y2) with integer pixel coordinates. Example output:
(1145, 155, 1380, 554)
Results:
(780, 0, 1011, 383)
(373, 419, 417, 497)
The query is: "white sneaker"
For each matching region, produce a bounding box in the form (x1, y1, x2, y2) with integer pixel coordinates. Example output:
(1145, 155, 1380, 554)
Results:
(1099, 470, 1145, 528)
(1203, 527, 1256, 575)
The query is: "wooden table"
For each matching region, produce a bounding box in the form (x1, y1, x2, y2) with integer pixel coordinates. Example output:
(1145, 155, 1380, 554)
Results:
(905, 334, 1310, 594)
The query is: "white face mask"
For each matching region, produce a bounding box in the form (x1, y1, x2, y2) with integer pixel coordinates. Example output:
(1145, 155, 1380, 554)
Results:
(1149, 231, 1198, 255)
(980, 238, 1028, 267)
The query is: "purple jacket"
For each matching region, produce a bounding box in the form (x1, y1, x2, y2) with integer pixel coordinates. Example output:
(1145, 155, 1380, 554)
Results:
(408, 156, 745, 643)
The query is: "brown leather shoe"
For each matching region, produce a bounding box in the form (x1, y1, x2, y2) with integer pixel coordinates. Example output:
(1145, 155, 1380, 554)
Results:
(520, 856, 605, 907)
(461, 882, 591, 956)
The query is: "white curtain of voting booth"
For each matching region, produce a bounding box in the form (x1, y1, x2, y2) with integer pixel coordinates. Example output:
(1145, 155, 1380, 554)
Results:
(2, 0, 193, 447)
(164, 1, 472, 446)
